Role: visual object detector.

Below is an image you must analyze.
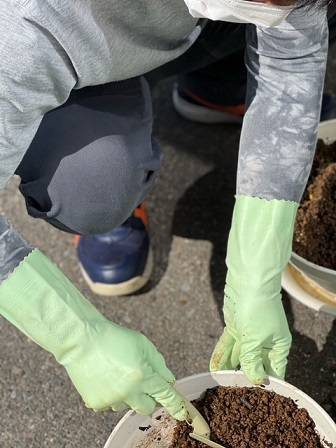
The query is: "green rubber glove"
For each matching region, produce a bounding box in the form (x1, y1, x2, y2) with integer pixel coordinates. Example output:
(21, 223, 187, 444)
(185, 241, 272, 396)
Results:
(210, 196, 298, 384)
(0, 250, 187, 419)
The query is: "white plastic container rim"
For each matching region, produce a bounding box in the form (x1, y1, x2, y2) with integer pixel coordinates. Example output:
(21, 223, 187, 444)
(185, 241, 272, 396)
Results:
(104, 371, 336, 448)
(282, 267, 336, 316)
(291, 251, 336, 292)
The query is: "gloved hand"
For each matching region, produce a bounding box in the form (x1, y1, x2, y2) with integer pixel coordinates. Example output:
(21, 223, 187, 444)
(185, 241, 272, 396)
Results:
(210, 196, 298, 384)
(0, 250, 187, 419)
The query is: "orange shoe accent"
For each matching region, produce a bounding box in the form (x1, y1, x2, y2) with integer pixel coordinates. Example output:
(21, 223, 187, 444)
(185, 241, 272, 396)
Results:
(184, 90, 245, 118)
(134, 203, 149, 227)
(73, 235, 81, 247)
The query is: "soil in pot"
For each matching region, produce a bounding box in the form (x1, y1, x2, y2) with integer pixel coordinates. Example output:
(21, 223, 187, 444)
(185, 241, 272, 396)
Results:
(136, 386, 329, 448)
(294, 139, 336, 270)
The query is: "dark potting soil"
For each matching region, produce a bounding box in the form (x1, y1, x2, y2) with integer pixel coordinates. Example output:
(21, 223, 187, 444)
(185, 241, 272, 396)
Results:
(171, 386, 326, 448)
(294, 139, 336, 270)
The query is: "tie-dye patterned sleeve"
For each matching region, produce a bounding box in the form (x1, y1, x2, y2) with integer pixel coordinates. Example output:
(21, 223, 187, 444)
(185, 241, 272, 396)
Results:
(237, 6, 328, 203)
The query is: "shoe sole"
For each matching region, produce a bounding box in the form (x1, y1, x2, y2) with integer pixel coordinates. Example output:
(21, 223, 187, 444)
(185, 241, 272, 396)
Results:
(79, 248, 153, 297)
(172, 86, 243, 125)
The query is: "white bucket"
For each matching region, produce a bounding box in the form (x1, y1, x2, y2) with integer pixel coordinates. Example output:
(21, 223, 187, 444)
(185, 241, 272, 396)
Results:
(282, 119, 336, 312)
(104, 371, 336, 448)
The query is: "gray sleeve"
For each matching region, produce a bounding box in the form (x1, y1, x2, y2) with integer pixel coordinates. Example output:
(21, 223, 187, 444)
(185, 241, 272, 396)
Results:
(237, 6, 328, 202)
(0, 216, 32, 283)
(0, 3, 77, 190)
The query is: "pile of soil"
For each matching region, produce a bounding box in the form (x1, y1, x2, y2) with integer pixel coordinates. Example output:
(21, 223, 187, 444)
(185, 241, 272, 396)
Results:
(171, 386, 326, 448)
(294, 139, 336, 270)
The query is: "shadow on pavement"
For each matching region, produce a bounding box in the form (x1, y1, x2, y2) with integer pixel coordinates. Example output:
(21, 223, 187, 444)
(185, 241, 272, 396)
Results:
(172, 169, 235, 320)
(285, 299, 336, 420)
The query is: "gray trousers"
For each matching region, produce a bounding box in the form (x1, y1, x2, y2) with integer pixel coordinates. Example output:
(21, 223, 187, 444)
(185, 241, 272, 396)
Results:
(15, 21, 246, 235)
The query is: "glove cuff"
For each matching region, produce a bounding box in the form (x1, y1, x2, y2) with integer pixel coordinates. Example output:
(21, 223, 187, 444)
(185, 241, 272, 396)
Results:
(0, 249, 106, 363)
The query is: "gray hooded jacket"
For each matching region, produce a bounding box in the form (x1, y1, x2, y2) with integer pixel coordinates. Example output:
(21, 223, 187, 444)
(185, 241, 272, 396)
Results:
(0, 0, 329, 278)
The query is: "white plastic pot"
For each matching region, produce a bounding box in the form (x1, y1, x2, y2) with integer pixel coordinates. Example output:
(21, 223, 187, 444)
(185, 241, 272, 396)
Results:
(282, 119, 336, 312)
(104, 371, 336, 448)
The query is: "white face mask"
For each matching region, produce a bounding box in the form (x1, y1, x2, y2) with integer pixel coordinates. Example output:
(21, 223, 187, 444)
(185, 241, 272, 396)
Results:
(184, 0, 294, 27)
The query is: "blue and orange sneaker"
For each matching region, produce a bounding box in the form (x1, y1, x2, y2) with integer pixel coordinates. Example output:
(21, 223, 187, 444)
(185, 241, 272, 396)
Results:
(76, 204, 152, 296)
(173, 83, 245, 125)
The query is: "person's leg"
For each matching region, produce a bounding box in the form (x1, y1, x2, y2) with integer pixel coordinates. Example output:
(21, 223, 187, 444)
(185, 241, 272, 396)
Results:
(16, 77, 158, 295)
(174, 49, 246, 124)
(147, 21, 247, 124)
